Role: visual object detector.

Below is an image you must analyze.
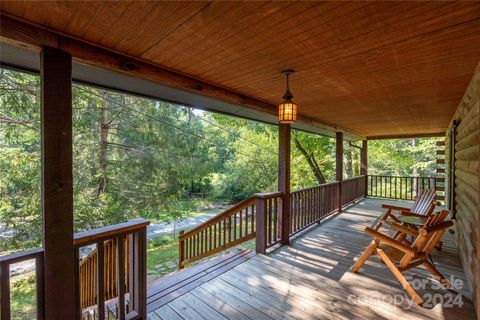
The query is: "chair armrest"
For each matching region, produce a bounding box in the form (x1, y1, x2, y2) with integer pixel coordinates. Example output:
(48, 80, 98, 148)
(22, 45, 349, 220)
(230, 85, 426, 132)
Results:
(364, 227, 416, 256)
(389, 222, 418, 237)
(381, 204, 411, 212)
(419, 220, 454, 235)
(384, 214, 402, 224)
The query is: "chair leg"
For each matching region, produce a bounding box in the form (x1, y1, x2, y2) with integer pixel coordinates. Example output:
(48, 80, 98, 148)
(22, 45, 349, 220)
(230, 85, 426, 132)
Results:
(376, 248, 423, 305)
(423, 260, 451, 289)
(373, 210, 391, 231)
(351, 240, 377, 272)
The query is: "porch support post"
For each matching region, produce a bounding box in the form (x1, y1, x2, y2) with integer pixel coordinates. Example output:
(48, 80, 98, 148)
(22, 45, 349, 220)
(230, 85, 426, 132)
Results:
(361, 139, 368, 196)
(336, 132, 344, 211)
(41, 47, 75, 319)
(279, 124, 291, 245)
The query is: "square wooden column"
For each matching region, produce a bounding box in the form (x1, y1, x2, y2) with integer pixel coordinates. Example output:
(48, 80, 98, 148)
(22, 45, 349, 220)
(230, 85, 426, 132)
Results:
(279, 124, 291, 245)
(336, 132, 343, 211)
(41, 47, 76, 319)
(361, 140, 368, 195)
(360, 139, 368, 175)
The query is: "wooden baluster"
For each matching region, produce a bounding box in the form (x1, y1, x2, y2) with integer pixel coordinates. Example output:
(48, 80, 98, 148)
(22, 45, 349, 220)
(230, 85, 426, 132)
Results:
(179, 231, 185, 270)
(251, 204, 255, 235)
(304, 190, 307, 226)
(307, 189, 313, 224)
(188, 237, 192, 260)
(410, 177, 414, 200)
(116, 236, 126, 320)
(299, 192, 303, 229)
(244, 208, 248, 237)
(213, 224, 217, 250)
(209, 226, 213, 250)
(267, 198, 272, 245)
(1, 263, 11, 320)
(273, 197, 278, 242)
(191, 234, 195, 258)
(415, 177, 418, 198)
(233, 213, 237, 241)
(228, 216, 232, 244)
(184, 235, 189, 262)
(306, 190, 310, 225)
(198, 232, 201, 256)
(223, 219, 227, 246)
(97, 241, 105, 320)
(239, 209, 243, 239)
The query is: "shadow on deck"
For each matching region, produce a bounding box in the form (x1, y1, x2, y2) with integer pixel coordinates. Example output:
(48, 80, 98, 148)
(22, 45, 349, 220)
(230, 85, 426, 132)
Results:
(146, 198, 477, 320)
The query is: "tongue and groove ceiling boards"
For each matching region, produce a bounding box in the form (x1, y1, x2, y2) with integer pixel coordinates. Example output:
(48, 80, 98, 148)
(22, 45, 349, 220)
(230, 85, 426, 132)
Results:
(1, 1, 480, 138)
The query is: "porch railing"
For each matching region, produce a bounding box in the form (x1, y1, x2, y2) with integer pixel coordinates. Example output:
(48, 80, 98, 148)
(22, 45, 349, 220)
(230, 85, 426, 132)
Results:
(0, 248, 45, 320)
(179, 176, 368, 268)
(178, 192, 283, 268)
(290, 181, 340, 236)
(367, 175, 438, 200)
(341, 175, 367, 205)
(74, 218, 149, 320)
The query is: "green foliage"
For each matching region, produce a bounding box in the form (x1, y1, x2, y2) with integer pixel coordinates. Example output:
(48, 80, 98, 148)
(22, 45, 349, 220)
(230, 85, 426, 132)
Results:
(10, 273, 36, 320)
(368, 138, 440, 177)
(291, 130, 336, 189)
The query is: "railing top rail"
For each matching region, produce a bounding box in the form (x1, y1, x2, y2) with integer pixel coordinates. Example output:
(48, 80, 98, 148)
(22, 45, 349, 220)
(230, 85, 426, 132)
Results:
(74, 218, 149, 247)
(367, 174, 438, 179)
(291, 181, 339, 194)
(342, 175, 366, 182)
(0, 247, 44, 264)
(254, 191, 284, 199)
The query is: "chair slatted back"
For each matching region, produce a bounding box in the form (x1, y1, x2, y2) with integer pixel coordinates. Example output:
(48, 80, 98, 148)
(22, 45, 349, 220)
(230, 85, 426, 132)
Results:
(410, 189, 436, 216)
(399, 210, 449, 267)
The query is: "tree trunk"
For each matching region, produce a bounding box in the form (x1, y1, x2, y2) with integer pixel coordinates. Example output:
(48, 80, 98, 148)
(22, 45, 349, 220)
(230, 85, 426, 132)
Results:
(345, 144, 353, 178)
(353, 148, 360, 176)
(412, 138, 418, 192)
(98, 91, 109, 194)
(293, 135, 326, 184)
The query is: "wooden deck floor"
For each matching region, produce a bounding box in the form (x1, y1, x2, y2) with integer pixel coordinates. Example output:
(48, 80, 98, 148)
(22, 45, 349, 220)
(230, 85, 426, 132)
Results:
(146, 198, 477, 320)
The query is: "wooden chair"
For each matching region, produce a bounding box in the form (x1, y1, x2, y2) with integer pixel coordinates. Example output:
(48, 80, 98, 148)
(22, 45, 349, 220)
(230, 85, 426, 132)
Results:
(373, 189, 438, 231)
(351, 210, 453, 305)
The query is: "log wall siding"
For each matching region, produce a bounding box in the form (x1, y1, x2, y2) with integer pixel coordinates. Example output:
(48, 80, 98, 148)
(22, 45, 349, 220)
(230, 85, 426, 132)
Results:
(445, 63, 479, 316)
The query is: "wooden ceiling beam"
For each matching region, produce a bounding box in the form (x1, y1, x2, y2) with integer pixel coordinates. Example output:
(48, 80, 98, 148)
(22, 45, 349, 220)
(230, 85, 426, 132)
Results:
(0, 14, 363, 140)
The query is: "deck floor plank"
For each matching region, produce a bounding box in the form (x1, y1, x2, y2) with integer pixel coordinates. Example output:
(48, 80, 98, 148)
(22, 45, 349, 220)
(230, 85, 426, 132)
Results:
(168, 298, 207, 320)
(147, 198, 477, 320)
(190, 286, 254, 320)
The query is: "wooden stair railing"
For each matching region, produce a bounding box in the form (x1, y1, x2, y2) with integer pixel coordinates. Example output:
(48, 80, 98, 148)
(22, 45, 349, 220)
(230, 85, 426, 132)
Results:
(178, 192, 283, 268)
(74, 218, 149, 320)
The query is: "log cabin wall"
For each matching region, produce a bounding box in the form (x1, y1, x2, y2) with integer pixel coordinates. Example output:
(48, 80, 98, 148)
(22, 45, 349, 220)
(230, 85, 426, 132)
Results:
(445, 63, 479, 315)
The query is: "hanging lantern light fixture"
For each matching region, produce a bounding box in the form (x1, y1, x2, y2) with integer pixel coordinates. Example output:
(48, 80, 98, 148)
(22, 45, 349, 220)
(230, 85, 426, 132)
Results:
(278, 69, 298, 124)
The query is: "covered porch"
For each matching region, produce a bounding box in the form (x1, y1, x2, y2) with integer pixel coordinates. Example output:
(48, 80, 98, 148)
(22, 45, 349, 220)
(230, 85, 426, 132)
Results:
(1, 2, 479, 320)
(146, 198, 476, 320)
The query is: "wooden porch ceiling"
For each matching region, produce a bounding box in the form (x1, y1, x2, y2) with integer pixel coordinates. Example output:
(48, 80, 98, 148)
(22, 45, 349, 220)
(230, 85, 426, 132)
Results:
(1, 1, 480, 138)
